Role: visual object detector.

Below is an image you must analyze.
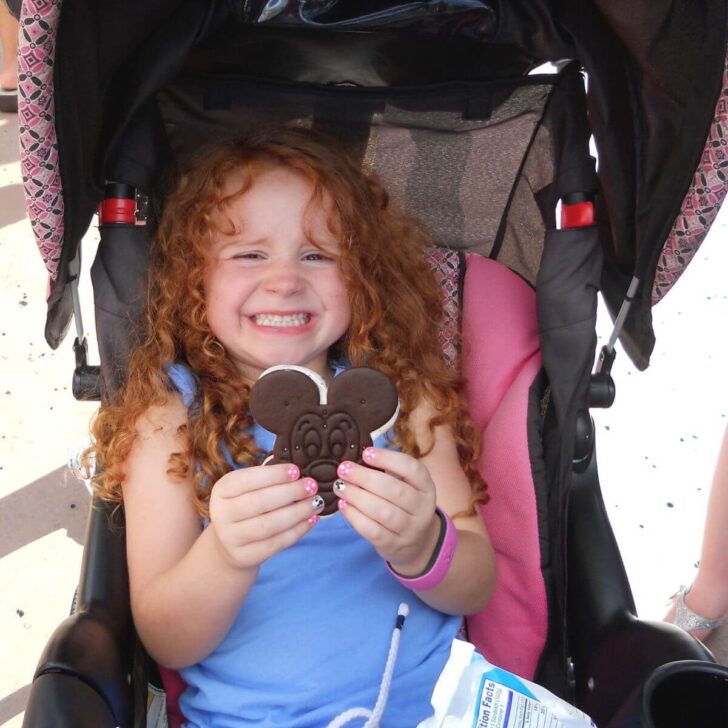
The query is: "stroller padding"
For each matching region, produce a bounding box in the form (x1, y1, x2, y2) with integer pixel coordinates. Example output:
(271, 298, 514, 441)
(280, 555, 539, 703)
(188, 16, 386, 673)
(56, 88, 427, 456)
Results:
(462, 254, 546, 680)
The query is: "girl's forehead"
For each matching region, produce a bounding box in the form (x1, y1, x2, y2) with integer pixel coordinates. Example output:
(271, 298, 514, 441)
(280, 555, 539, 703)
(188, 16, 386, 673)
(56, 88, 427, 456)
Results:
(209, 163, 342, 239)
(219, 165, 338, 216)
(221, 161, 307, 191)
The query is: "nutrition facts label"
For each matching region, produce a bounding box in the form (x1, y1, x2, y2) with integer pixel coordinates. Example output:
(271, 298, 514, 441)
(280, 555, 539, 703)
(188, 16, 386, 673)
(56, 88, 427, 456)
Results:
(474, 678, 595, 728)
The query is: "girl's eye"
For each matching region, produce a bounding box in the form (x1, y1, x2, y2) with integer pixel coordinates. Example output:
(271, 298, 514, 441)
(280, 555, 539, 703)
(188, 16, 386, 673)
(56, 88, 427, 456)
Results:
(302, 251, 334, 263)
(231, 251, 264, 261)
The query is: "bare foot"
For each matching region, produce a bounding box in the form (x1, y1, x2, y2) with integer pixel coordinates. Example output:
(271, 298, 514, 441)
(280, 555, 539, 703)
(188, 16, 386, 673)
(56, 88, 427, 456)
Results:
(0, 67, 17, 92)
(0, 0, 19, 92)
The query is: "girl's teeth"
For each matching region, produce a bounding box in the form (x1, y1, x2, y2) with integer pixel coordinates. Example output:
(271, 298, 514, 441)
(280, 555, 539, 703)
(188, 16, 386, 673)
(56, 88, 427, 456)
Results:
(254, 313, 309, 327)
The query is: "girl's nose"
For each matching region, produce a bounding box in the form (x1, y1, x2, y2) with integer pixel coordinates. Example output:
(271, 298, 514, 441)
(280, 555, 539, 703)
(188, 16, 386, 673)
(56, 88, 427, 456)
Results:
(263, 263, 305, 296)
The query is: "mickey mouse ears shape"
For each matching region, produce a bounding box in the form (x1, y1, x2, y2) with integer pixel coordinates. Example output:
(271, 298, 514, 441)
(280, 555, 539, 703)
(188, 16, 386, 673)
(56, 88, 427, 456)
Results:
(250, 365, 399, 442)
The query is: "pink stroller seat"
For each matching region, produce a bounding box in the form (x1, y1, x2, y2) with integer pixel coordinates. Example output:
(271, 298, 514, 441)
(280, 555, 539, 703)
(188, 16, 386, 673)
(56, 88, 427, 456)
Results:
(462, 253, 546, 680)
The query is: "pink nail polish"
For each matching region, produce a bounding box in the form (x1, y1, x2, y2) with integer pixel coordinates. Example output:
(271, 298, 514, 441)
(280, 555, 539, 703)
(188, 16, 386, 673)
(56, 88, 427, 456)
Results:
(287, 465, 300, 481)
(362, 447, 375, 464)
(337, 461, 353, 478)
(304, 478, 318, 494)
(308, 514, 319, 525)
(337, 499, 349, 511)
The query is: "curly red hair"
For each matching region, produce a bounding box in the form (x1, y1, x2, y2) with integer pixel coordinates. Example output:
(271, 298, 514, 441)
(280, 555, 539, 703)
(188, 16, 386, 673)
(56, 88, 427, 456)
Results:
(90, 127, 486, 516)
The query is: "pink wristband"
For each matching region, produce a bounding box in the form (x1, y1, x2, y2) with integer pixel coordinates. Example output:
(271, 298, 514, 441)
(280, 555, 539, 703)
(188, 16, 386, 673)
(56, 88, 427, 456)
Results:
(386, 508, 458, 591)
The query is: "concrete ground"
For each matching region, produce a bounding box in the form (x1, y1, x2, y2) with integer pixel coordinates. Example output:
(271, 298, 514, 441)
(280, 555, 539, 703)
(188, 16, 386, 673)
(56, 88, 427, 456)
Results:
(593, 206, 728, 663)
(1, 100, 727, 725)
(0, 108, 96, 727)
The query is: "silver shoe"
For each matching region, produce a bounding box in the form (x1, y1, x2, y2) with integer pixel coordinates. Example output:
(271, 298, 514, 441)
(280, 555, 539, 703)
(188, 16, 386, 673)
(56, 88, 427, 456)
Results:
(668, 585, 724, 633)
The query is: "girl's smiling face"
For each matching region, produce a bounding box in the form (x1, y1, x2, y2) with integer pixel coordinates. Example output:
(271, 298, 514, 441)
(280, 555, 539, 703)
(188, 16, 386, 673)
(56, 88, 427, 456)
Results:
(204, 165, 351, 384)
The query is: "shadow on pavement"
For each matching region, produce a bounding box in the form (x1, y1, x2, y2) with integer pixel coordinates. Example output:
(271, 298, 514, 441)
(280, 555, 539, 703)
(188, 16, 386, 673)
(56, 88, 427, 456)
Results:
(0, 683, 30, 726)
(0, 182, 27, 228)
(0, 468, 89, 725)
(0, 466, 89, 560)
(706, 620, 728, 665)
(0, 112, 19, 167)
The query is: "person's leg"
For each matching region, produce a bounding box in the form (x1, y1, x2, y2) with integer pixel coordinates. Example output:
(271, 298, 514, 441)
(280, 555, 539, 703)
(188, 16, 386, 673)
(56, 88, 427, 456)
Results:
(0, 0, 19, 91)
(665, 425, 728, 640)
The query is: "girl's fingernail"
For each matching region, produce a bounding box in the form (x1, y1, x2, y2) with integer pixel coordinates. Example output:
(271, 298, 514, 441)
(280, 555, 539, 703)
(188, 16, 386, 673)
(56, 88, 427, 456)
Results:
(337, 499, 349, 511)
(312, 495, 325, 512)
(308, 514, 320, 525)
(333, 479, 346, 494)
(362, 447, 376, 463)
(337, 461, 353, 478)
(287, 465, 300, 481)
(304, 478, 318, 494)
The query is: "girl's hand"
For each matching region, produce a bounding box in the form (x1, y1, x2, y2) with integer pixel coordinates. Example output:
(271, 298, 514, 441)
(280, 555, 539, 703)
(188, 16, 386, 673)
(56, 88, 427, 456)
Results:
(335, 447, 441, 576)
(208, 463, 324, 571)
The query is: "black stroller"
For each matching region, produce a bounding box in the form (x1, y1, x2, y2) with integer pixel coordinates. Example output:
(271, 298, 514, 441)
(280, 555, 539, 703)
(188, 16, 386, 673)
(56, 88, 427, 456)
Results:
(15, 1, 728, 726)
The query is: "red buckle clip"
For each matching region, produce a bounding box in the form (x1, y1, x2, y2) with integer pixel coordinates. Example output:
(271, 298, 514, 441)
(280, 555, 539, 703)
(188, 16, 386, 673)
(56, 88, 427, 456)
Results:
(98, 197, 136, 224)
(560, 201, 594, 229)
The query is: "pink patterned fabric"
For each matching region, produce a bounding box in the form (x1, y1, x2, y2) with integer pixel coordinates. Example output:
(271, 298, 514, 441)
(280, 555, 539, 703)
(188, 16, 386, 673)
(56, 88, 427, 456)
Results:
(17, 0, 64, 280)
(424, 247, 462, 371)
(652, 50, 728, 304)
(462, 254, 547, 680)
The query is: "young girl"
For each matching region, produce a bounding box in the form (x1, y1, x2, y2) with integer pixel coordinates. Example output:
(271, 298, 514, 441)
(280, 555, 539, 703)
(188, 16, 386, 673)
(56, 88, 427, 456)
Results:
(91, 127, 497, 727)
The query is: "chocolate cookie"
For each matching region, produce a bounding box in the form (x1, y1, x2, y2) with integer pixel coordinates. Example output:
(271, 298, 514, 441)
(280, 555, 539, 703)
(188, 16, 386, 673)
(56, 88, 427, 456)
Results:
(250, 366, 399, 516)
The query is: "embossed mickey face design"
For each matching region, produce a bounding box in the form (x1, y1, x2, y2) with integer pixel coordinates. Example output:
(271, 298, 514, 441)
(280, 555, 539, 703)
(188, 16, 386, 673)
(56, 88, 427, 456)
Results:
(250, 367, 399, 516)
(291, 412, 361, 486)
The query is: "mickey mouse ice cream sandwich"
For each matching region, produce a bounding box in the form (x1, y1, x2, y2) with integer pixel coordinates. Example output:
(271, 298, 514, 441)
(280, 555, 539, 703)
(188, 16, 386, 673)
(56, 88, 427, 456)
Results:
(250, 366, 399, 516)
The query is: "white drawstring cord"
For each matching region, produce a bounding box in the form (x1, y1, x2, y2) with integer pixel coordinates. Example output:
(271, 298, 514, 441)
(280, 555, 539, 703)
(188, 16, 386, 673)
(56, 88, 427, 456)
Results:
(326, 603, 410, 728)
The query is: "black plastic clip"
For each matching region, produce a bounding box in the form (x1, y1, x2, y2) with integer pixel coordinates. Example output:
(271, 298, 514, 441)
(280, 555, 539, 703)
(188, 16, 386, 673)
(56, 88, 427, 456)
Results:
(72, 338, 101, 401)
(573, 346, 617, 470)
(573, 410, 594, 473)
(589, 345, 616, 409)
(595, 344, 616, 376)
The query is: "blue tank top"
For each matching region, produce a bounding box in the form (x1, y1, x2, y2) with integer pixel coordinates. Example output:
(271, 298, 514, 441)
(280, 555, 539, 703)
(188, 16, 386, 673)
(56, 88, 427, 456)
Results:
(167, 363, 461, 727)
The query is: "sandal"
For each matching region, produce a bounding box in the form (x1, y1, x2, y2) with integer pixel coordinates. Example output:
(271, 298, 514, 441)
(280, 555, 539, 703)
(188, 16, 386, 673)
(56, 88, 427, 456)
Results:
(0, 88, 17, 113)
(666, 585, 725, 635)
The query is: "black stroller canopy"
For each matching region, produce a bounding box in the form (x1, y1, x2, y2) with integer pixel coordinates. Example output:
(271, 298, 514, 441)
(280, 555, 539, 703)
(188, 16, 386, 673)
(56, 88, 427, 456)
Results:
(23, 0, 726, 368)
